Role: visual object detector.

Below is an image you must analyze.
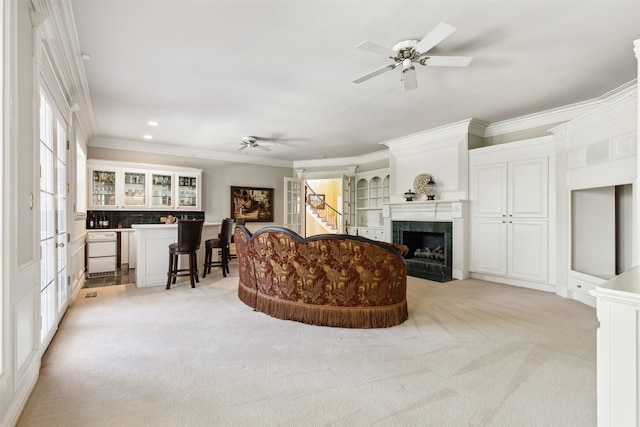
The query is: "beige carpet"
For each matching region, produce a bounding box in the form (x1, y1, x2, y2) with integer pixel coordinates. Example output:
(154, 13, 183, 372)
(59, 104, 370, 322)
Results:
(17, 269, 597, 426)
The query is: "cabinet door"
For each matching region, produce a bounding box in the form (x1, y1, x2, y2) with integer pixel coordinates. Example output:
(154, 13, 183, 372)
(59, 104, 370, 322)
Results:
(508, 220, 548, 282)
(150, 173, 173, 208)
(122, 170, 147, 207)
(471, 219, 507, 276)
(90, 168, 117, 208)
(509, 157, 548, 218)
(472, 163, 507, 217)
(176, 173, 200, 209)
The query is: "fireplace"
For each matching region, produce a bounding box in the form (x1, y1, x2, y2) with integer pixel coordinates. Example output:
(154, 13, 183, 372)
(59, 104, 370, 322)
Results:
(384, 199, 468, 280)
(393, 221, 453, 282)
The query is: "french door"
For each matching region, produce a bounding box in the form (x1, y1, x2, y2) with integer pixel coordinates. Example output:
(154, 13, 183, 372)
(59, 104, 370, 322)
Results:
(342, 174, 354, 233)
(283, 177, 305, 235)
(39, 90, 69, 349)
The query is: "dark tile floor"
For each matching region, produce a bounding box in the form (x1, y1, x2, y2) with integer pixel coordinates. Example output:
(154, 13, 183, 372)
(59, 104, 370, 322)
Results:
(85, 265, 136, 288)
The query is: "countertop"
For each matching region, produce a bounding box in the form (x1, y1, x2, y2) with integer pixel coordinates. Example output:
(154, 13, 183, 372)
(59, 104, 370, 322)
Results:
(87, 228, 136, 233)
(131, 222, 220, 229)
(590, 266, 640, 304)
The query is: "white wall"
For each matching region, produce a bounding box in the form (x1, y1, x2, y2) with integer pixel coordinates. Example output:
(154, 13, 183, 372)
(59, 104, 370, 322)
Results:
(1, 2, 42, 426)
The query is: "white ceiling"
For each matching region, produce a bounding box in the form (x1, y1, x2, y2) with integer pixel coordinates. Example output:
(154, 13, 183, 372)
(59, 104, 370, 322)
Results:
(70, 1, 640, 164)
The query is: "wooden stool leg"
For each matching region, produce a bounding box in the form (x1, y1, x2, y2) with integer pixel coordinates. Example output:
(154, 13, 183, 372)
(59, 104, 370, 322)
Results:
(194, 252, 199, 283)
(189, 252, 196, 288)
(222, 247, 228, 277)
(202, 247, 209, 278)
(172, 255, 179, 284)
(166, 253, 174, 289)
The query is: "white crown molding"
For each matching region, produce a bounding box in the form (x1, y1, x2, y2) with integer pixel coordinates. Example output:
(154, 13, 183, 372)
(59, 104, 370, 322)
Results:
(549, 80, 637, 136)
(292, 149, 388, 170)
(487, 80, 637, 139)
(89, 137, 294, 168)
(31, 0, 97, 139)
(384, 118, 487, 151)
(484, 99, 604, 139)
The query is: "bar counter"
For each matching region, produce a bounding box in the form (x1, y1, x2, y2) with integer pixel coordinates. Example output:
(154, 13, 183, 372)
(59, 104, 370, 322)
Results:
(131, 222, 220, 287)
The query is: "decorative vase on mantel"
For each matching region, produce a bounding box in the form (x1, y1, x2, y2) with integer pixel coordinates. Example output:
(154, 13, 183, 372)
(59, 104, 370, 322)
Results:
(413, 173, 438, 200)
(403, 189, 416, 201)
(424, 176, 437, 200)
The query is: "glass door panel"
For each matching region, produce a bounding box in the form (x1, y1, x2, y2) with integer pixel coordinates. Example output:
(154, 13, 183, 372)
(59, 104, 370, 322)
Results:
(91, 170, 116, 206)
(124, 171, 146, 206)
(284, 177, 304, 235)
(39, 90, 69, 349)
(151, 174, 172, 207)
(177, 175, 197, 207)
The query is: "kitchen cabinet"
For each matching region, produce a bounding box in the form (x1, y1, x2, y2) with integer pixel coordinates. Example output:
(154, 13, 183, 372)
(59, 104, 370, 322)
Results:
(349, 226, 385, 241)
(176, 173, 199, 208)
(349, 169, 389, 240)
(469, 137, 554, 286)
(150, 172, 173, 208)
(88, 160, 202, 210)
(91, 169, 117, 207)
(123, 170, 147, 207)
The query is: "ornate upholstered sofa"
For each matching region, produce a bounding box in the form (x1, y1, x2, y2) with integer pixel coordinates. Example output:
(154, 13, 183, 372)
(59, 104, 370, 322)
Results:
(234, 226, 408, 328)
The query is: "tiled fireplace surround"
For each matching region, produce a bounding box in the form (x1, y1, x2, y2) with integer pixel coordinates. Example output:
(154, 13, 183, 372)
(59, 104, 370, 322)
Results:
(383, 200, 468, 281)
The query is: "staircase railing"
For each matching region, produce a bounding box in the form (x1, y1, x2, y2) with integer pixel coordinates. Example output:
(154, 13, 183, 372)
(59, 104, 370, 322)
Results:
(305, 184, 341, 231)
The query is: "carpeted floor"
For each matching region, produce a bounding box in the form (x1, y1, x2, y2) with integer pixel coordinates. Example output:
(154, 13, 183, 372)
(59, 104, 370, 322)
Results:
(17, 269, 597, 426)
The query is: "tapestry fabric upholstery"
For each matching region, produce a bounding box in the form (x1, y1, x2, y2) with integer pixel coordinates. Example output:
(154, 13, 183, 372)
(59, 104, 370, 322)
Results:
(235, 226, 408, 328)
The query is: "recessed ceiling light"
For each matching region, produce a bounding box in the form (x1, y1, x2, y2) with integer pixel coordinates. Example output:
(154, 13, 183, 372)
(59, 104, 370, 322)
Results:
(143, 134, 153, 140)
(81, 53, 91, 61)
(148, 121, 159, 126)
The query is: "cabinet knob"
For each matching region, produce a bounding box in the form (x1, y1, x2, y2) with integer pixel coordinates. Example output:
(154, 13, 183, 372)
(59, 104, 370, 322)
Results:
(577, 284, 582, 288)
(56, 242, 65, 248)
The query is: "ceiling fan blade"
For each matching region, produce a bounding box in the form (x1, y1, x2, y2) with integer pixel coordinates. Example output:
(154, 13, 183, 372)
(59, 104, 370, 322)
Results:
(402, 67, 417, 91)
(355, 41, 396, 57)
(414, 22, 456, 53)
(353, 63, 398, 84)
(236, 145, 248, 152)
(423, 56, 473, 67)
(255, 145, 270, 152)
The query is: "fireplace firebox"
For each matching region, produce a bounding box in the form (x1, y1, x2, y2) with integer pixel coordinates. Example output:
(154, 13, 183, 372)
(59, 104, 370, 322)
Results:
(393, 221, 453, 282)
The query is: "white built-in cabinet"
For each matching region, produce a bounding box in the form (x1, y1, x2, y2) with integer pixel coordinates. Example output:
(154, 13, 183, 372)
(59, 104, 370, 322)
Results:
(349, 169, 389, 240)
(469, 137, 554, 289)
(88, 160, 202, 210)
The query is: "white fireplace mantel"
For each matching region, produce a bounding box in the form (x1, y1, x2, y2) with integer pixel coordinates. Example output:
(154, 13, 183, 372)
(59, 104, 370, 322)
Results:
(383, 200, 469, 280)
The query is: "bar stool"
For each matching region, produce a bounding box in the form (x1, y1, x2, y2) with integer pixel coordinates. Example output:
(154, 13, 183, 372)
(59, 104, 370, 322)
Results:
(229, 218, 245, 262)
(166, 220, 204, 289)
(203, 218, 235, 278)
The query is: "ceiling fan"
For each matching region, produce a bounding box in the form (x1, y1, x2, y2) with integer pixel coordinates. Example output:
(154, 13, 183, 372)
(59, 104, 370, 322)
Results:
(236, 136, 275, 152)
(352, 22, 473, 91)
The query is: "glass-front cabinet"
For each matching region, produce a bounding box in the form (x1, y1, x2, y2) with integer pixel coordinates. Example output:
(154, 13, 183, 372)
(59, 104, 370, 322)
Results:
(91, 169, 117, 207)
(123, 171, 146, 207)
(151, 173, 172, 207)
(88, 160, 202, 210)
(177, 174, 198, 208)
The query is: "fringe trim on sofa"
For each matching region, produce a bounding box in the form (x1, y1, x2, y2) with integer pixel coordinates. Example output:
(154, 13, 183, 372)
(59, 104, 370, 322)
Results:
(255, 293, 408, 329)
(238, 282, 258, 309)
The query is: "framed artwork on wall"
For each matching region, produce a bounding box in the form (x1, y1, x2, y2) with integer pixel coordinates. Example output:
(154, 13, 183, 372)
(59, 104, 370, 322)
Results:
(308, 194, 325, 210)
(230, 186, 274, 222)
